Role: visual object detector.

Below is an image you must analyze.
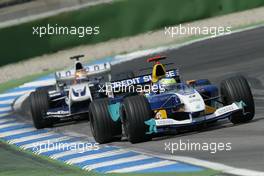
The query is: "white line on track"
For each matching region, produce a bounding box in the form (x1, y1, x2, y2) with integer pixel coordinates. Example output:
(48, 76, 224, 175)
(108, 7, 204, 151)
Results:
(0, 107, 12, 112)
(125, 147, 264, 176)
(0, 122, 23, 129)
(83, 155, 153, 171)
(66, 149, 129, 164)
(107, 160, 176, 173)
(0, 100, 13, 104)
(20, 79, 55, 88)
(20, 136, 72, 149)
(8, 132, 56, 144)
(0, 127, 35, 137)
(0, 90, 33, 98)
(50, 149, 81, 159)
(35, 141, 90, 154)
(0, 118, 14, 124)
(49, 142, 93, 159)
(0, 113, 10, 118)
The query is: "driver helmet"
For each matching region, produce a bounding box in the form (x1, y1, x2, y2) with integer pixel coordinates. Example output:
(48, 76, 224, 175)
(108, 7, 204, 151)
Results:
(75, 69, 87, 80)
(159, 77, 177, 92)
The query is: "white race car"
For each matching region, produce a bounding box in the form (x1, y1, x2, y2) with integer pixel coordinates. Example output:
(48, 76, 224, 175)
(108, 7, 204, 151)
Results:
(29, 55, 112, 129)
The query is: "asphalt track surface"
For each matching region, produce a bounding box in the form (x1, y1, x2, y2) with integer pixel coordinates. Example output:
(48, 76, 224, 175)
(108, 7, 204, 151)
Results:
(20, 26, 264, 172)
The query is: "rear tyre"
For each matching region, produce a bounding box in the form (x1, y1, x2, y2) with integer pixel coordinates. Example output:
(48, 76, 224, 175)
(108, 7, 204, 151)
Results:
(122, 95, 152, 143)
(220, 75, 255, 124)
(36, 85, 55, 92)
(30, 90, 53, 129)
(89, 99, 122, 144)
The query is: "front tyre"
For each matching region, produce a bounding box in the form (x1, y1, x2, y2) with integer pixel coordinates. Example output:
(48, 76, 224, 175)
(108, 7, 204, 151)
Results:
(29, 90, 52, 129)
(89, 99, 122, 144)
(122, 95, 152, 143)
(221, 75, 255, 124)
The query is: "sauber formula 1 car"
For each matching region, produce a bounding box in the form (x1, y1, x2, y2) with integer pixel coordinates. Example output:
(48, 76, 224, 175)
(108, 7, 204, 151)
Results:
(29, 55, 111, 129)
(89, 56, 255, 144)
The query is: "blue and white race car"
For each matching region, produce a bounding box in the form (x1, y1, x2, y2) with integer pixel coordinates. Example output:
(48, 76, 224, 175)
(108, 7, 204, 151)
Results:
(89, 56, 255, 144)
(29, 55, 111, 129)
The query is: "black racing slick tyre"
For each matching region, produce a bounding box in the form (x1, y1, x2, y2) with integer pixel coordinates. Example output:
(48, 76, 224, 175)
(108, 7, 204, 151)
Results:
(29, 90, 52, 129)
(122, 95, 152, 143)
(89, 99, 122, 144)
(220, 75, 255, 124)
(36, 85, 55, 92)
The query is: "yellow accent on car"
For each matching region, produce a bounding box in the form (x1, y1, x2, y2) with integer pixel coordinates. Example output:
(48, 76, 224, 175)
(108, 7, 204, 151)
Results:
(205, 105, 217, 114)
(186, 80, 196, 85)
(155, 109, 167, 119)
(152, 63, 166, 83)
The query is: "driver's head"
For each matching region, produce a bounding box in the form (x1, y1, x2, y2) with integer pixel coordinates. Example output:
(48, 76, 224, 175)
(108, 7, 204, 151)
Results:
(159, 78, 177, 91)
(75, 69, 87, 80)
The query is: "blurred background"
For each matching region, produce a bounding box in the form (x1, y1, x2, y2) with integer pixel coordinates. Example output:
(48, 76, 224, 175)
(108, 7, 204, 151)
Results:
(0, 0, 264, 81)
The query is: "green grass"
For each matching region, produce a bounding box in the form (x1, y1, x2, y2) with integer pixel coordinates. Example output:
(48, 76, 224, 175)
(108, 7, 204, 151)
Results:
(1, 0, 264, 66)
(0, 140, 98, 176)
(0, 70, 55, 94)
(0, 140, 219, 176)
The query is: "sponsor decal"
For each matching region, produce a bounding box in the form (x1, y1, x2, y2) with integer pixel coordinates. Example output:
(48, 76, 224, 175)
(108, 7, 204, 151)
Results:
(215, 103, 239, 116)
(56, 62, 110, 79)
(112, 70, 177, 87)
(47, 110, 69, 115)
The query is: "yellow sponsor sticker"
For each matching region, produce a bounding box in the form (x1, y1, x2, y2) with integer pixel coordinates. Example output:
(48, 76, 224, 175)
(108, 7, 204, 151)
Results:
(205, 105, 216, 114)
(155, 109, 167, 119)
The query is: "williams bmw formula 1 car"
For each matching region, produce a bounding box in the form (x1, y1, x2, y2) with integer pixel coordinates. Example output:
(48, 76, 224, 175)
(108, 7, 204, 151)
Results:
(29, 55, 111, 129)
(89, 56, 255, 144)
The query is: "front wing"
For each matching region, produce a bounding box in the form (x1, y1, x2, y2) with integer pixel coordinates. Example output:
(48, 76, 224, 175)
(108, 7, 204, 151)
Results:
(145, 101, 245, 134)
(45, 107, 88, 120)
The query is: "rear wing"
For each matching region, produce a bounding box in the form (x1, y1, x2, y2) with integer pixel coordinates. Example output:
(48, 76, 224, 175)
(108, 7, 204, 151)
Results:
(111, 69, 180, 88)
(55, 62, 111, 81)
(147, 55, 166, 63)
